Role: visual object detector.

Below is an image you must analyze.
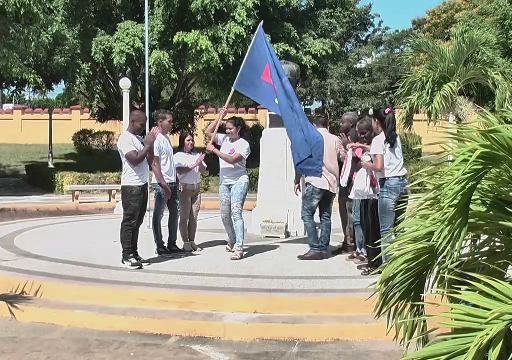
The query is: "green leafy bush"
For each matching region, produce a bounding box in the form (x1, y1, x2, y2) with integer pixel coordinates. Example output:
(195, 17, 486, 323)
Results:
(93, 130, 116, 152)
(25, 163, 55, 192)
(248, 167, 259, 191)
(54, 171, 120, 194)
(200, 171, 210, 193)
(71, 129, 116, 155)
(400, 131, 422, 163)
(25, 163, 119, 194)
(71, 129, 95, 155)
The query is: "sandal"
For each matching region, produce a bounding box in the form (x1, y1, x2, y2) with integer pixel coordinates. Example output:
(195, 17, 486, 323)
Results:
(345, 252, 359, 261)
(225, 243, 234, 252)
(354, 255, 368, 265)
(230, 250, 243, 260)
(361, 267, 374, 276)
(361, 267, 381, 276)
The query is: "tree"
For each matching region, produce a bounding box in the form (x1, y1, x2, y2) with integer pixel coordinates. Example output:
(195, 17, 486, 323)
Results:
(0, 0, 71, 103)
(411, 0, 476, 41)
(395, 28, 512, 128)
(55, 0, 377, 133)
(412, 0, 512, 60)
(307, 26, 411, 128)
(373, 107, 512, 358)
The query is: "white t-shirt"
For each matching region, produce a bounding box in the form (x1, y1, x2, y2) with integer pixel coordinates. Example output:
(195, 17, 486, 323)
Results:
(217, 134, 251, 185)
(117, 131, 149, 186)
(152, 133, 176, 184)
(369, 132, 407, 179)
(174, 151, 207, 185)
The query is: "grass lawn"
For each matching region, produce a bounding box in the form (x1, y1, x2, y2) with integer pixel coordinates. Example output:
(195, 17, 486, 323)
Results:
(0, 143, 247, 194)
(0, 144, 75, 177)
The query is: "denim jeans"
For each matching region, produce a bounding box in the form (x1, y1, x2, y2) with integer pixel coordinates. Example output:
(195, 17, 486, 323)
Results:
(351, 199, 366, 256)
(219, 181, 249, 251)
(120, 183, 148, 258)
(301, 183, 335, 252)
(152, 182, 179, 249)
(378, 176, 409, 262)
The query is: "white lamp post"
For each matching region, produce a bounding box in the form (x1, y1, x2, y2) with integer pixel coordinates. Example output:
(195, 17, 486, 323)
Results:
(119, 77, 131, 131)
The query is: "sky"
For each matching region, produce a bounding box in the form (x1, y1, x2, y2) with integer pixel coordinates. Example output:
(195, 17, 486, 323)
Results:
(361, 0, 442, 30)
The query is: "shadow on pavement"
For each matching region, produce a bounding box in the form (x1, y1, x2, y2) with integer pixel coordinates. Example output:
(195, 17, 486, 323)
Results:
(244, 244, 279, 259)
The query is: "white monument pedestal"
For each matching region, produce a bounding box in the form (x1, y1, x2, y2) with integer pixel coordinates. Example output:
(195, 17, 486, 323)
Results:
(114, 200, 123, 215)
(248, 127, 304, 238)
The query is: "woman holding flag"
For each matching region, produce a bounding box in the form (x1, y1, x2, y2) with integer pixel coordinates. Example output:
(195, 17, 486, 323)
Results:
(205, 107, 251, 260)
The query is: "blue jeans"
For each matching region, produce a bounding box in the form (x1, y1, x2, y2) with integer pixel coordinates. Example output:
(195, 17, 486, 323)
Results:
(301, 183, 335, 252)
(378, 176, 409, 262)
(152, 182, 179, 249)
(219, 181, 249, 251)
(352, 199, 366, 256)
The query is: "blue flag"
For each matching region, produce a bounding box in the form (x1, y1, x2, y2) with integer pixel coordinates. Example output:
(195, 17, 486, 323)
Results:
(232, 23, 324, 177)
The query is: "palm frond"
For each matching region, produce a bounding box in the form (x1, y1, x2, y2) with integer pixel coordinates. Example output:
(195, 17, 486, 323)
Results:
(395, 29, 512, 128)
(402, 273, 512, 360)
(0, 281, 42, 319)
(373, 108, 512, 352)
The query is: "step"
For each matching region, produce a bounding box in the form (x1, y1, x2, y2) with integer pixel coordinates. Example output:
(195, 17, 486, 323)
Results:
(0, 294, 389, 341)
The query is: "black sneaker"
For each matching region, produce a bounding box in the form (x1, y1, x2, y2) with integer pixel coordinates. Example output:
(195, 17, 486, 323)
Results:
(167, 245, 184, 254)
(156, 247, 174, 258)
(133, 252, 150, 265)
(121, 256, 142, 269)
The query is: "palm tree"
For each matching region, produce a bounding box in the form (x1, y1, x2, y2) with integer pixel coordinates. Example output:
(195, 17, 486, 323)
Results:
(373, 108, 512, 358)
(396, 28, 512, 128)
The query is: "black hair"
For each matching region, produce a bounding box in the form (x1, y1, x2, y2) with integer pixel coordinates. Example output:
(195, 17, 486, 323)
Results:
(373, 107, 397, 148)
(178, 131, 194, 152)
(341, 112, 358, 127)
(224, 116, 249, 140)
(154, 109, 173, 123)
(311, 116, 328, 128)
(356, 116, 374, 145)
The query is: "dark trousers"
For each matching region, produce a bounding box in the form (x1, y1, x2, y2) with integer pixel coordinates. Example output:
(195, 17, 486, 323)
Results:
(338, 186, 354, 247)
(361, 199, 381, 269)
(120, 183, 148, 258)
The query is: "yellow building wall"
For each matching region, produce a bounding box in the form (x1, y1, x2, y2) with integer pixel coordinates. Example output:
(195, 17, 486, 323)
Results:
(0, 105, 451, 153)
(0, 105, 267, 147)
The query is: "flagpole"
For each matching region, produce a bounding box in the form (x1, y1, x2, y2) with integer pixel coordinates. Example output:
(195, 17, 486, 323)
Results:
(144, 0, 152, 228)
(208, 21, 264, 145)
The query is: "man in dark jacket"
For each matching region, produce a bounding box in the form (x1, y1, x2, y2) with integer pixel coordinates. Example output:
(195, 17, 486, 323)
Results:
(332, 112, 358, 255)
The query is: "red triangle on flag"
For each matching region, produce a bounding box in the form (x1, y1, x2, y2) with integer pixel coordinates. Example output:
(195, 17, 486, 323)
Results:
(260, 62, 277, 91)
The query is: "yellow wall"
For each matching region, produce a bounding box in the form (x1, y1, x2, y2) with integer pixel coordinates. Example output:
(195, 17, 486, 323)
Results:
(0, 105, 267, 147)
(0, 105, 450, 153)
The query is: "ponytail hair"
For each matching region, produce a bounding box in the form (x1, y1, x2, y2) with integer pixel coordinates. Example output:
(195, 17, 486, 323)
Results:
(373, 107, 397, 148)
(225, 116, 249, 141)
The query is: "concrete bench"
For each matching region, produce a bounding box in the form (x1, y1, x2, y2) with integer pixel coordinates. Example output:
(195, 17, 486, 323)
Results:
(65, 184, 121, 204)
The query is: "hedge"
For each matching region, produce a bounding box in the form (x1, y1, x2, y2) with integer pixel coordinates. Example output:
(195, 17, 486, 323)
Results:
(399, 131, 422, 164)
(25, 163, 120, 194)
(25, 163, 259, 194)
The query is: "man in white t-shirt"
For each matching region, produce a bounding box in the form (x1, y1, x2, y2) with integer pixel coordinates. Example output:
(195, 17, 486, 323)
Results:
(117, 110, 159, 269)
(151, 109, 181, 256)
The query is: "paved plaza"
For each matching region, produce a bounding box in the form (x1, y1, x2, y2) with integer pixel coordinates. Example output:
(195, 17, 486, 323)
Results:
(0, 210, 387, 344)
(0, 210, 375, 293)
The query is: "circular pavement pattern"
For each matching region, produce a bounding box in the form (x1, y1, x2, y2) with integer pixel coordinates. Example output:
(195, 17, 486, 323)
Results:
(0, 211, 376, 294)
